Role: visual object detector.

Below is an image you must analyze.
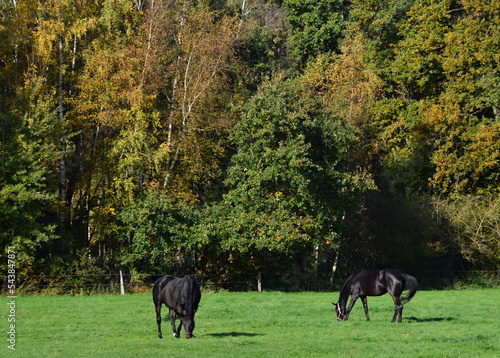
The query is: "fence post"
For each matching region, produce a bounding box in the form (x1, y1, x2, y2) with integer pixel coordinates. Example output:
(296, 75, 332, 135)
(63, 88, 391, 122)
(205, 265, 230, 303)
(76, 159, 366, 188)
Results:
(120, 270, 125, 295)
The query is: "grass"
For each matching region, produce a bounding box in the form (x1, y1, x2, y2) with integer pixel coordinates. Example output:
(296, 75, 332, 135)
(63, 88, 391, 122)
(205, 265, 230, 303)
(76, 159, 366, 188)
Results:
(3, 289, 499, 357)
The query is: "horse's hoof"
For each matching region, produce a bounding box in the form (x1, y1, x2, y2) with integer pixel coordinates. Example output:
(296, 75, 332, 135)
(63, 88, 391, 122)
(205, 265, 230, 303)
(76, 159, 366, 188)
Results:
(158, 334, 163, 339)
(174, 333, 180, 338)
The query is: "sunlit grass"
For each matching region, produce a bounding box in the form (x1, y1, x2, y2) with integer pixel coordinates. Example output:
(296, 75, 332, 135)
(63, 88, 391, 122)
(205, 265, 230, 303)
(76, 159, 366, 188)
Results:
(6, 288, 499, 357)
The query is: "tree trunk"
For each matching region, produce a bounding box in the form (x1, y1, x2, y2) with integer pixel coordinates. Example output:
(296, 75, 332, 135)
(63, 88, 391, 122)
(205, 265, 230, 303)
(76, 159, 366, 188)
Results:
(58, 34, 67, 234)
(330, 252, 339, 285)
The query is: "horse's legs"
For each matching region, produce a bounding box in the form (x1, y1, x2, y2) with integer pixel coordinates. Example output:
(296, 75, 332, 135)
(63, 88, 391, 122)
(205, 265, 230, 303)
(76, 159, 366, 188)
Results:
(388, 279, 404, 323)
(391, 296, 403, 323)
(176, 319, 183, 337)
(155, 304, 163, 339)
(170, 309, 180, 338)
(361, 297, 370, 321)
(345, 295, 359, 321)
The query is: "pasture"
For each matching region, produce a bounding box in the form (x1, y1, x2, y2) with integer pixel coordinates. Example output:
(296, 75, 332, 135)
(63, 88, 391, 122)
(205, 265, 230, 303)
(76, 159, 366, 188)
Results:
(5, 289, 499, 357)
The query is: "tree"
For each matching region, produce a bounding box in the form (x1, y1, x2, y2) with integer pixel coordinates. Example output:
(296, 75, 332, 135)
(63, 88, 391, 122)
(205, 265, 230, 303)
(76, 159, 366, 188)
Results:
(232, 1, 290, 91)
(0, 0, 98, 276)
(118, 191, 199, 275)
(302, 31, 383, 171)
(198, 75, 373, 282)
(153, 0, 238, 194)
(76, 0, 241, 274)
(392, 0, 453, 99)
(434, 195, 500, 270)
(0, 75, 59, 277)
(427, 0, 500, 194)
(283, 0, 346, 64)
(349, 0, 413, 86)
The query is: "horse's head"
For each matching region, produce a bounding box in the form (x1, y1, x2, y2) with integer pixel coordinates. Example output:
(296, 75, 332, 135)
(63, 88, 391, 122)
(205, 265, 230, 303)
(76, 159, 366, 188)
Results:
(332, 302, 346, 321)
(181, 314, 196, 339)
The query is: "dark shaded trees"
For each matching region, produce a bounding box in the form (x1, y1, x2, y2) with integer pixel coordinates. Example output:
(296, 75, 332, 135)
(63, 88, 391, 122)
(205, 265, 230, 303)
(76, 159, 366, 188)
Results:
(1, 0, 499, 290)
(195, 75, 374, 285)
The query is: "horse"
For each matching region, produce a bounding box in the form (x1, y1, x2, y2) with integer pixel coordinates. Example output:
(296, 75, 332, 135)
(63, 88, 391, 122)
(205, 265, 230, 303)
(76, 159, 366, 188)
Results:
(333, 269, 418, 323)
(153, 275, 201, 339)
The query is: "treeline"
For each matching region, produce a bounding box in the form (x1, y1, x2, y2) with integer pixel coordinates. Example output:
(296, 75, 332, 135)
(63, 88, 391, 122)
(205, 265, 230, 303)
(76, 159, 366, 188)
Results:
(1, 0, 499, 291)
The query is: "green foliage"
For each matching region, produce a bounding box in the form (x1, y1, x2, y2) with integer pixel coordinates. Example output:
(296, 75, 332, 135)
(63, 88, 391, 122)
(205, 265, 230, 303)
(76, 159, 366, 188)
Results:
(426, 0, 500, 193)
(392, 0, 453, 98)
(0, 75, 60, 276)
(434, 195, 500, 271)
(119, 189, 199, 275)
(233, 2, 290, 90)
(220, 76, 373, 253)
(284, 0, 346, 63)
(2, 0, 499, 285)
(349, 0, 413, 85)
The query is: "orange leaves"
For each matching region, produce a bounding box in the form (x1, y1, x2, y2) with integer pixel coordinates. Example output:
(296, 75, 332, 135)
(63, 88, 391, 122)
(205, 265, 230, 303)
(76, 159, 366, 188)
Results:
(302, 33, 382, 126)
(429, 119, 500, 193)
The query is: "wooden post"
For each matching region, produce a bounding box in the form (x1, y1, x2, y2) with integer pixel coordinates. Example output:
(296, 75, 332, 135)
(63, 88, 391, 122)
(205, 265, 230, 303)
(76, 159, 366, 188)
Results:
(257, 272, 262, 292)
(120, 270, 125, 295)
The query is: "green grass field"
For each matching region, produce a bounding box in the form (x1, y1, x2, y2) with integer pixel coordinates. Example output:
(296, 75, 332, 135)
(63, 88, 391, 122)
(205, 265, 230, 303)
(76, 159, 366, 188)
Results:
(4, 289, 499, 357)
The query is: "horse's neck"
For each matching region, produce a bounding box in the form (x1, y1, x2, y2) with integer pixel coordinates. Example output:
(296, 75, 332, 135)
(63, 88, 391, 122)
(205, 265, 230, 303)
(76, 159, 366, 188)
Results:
(338, 285, 351, 308)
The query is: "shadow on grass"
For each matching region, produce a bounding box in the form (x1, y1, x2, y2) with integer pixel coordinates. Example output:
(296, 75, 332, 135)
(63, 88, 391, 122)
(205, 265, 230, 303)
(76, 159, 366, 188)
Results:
(407, 316, 455, 323)
(205, 332, 265, 338)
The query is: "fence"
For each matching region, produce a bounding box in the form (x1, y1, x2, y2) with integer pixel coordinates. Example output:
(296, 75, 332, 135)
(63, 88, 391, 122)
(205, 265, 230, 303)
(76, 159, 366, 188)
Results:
(1, 272, 274, 295)
(1, 270, 499, 295)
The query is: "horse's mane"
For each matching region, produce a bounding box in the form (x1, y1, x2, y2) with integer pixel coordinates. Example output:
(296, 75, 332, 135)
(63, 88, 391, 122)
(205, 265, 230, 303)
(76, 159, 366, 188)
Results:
(339, 269, 362, 301)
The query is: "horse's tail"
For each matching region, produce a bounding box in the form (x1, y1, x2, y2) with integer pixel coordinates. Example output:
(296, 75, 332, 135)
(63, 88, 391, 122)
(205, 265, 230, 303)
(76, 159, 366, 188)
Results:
(401, 273, 419, 305)
(152, 277, 162, 306)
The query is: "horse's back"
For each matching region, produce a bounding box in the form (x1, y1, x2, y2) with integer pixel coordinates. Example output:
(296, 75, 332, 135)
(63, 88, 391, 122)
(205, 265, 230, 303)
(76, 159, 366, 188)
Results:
(156, 275, 201, 313)
(348, 269, 383, 285)
(153, 275, 177, 305)
(384, 269, 404, 280)
(347, 269, 406, 296)
(355, 269, 404, 282)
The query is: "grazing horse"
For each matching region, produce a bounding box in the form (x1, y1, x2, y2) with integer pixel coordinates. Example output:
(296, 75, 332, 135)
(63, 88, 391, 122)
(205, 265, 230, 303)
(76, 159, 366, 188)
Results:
(333, 269, 418, 323)
(153, 275, 201, 339)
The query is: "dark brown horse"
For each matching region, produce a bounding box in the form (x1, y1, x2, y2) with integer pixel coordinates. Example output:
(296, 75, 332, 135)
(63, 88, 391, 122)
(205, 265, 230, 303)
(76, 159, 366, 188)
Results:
(153, 275, 201, 338)
(333, 269, 418, 323)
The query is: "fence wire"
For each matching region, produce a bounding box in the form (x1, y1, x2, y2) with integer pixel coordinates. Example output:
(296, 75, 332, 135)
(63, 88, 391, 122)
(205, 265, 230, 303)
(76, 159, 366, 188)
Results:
(1, 270, 499, 294)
